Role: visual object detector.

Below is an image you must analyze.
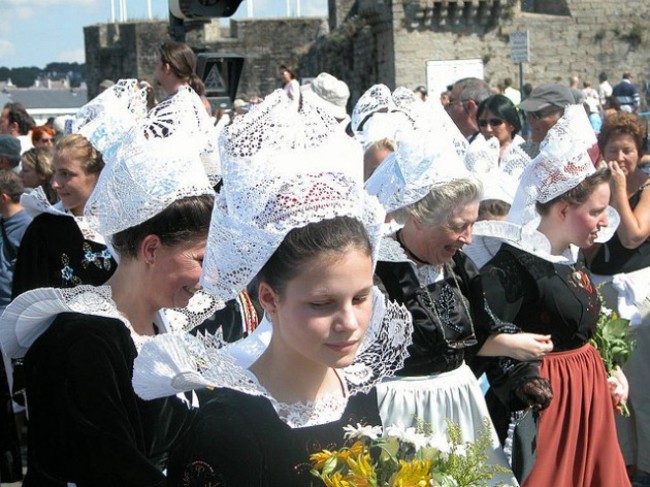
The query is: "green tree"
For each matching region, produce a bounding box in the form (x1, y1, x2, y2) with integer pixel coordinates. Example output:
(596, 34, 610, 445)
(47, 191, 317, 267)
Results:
(10, 67, 40, 88)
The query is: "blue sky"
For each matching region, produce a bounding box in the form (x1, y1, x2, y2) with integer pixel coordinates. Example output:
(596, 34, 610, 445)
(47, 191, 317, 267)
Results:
(0, 0, 327, 69)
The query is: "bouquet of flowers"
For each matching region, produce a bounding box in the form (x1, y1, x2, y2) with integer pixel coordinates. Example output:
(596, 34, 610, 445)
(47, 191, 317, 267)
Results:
(310, 419, 512, 487)
(589, 301, 635, 416)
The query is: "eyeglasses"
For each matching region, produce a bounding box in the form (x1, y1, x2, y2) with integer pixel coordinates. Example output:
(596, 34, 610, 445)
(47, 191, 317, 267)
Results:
(446, 98, 467, 108)
(526, 108, 563, 120)
(477, 118, 504, 128)
(38, 137, 54, 144)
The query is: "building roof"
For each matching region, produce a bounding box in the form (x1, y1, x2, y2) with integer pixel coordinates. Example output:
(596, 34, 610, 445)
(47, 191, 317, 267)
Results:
(0, 87, 88, 110)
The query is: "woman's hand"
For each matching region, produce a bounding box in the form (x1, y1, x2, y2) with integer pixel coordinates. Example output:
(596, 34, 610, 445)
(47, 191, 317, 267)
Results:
(608, 366, 630, 415)
(478, 333, 553, 360)
(608, 160, 627, 192)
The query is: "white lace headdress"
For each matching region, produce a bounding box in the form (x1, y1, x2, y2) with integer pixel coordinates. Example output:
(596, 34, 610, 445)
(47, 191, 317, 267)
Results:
(79, 85, 215, 241)
(507, 104, 598, 227)
(200, 89, 385, 301)
(466, 104, 619, 268)
(351, 84, 394, 135)
(65, 79, 148, 157)
(364, 101, 472, 214)
(464, 134, 530, 204)
(147, 85, 222, 185)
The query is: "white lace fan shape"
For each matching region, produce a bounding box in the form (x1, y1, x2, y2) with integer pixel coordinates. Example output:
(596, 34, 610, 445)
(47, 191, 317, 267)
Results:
(200, 89, 385, 301)
(65, 79, 148, 157)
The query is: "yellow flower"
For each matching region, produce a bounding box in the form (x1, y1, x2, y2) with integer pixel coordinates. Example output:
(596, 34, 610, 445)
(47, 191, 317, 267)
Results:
(391, 459, 432, 487)
(337, 440, 366, 462)
(310, 449, 336, 470)
(346, 451, 375, 478)
(322, 472, 353, 487)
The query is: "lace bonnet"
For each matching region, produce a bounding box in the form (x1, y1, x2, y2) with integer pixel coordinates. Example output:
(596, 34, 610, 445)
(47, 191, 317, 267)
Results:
(74, 83, 215, 241)
(464, 134, 530, 204)
(364, 96, 472, 214)
(507, 104, 598, 227)
(200, 89, 385, 301)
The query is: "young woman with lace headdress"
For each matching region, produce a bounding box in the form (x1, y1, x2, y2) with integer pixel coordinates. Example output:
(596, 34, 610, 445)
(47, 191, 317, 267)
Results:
(0, 80, 219, 486)
(131, 89, 414, 486)
(474, 105, 630, 485)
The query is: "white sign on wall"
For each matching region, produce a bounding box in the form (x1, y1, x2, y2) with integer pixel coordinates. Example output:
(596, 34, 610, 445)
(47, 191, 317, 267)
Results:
(425, 58, 484, 101)
(510, 30, 530, 63)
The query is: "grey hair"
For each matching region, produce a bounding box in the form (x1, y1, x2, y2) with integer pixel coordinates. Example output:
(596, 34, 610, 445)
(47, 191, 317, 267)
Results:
(390, 177, 483, 226)
(454, 78, 492, 104)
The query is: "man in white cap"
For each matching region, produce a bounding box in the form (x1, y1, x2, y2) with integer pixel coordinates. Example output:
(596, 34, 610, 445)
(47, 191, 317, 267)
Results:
(301, 72, 350, 126)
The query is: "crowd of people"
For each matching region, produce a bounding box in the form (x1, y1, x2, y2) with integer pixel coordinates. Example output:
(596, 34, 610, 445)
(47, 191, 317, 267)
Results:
(0, 42, 648, 487)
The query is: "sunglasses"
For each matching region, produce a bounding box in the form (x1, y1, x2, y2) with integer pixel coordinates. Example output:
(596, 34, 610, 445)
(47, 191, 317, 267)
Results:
(477, 118, 504, 128)
(526, 108, 563, 120)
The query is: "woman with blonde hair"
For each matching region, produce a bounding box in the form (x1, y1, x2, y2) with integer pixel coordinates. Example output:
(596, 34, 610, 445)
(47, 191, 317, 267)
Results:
(12, 133, 115, 296)
(20, 148, 56, 204)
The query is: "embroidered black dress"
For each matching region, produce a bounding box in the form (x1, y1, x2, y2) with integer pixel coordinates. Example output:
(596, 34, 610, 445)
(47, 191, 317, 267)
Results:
(480, 243, 630, 487)
(12, 213, 116, 298)
(166, 388, 380, 487)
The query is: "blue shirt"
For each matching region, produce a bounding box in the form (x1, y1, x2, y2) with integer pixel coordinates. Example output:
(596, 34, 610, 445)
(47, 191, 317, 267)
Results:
(0, 210, 32, 309)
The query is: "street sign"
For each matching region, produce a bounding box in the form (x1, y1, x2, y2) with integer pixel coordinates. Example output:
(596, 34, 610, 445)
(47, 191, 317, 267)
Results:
(510, 30, 530, 64)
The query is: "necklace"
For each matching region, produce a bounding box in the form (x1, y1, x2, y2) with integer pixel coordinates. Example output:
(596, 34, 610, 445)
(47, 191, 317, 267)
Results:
(421, 263, 478, 349)
(396, 229, 430, 266)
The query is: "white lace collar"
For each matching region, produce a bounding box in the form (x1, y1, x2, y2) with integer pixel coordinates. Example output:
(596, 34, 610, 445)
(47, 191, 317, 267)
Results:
(20, 187, 107, 245)
(0, 285, 222, 359)
(465, 219, 581, 269)
(133, 287, 413, 428)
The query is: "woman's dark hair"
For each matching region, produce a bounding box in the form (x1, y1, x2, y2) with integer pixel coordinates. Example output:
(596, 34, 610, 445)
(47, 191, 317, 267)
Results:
(256, 216, 371, 296)
(536, 167, 611, 216)
(476, 94, 522, 136)
(112, 194, 214, 259)
(158, 41, 203, 94)
(598, 111, 647, 157)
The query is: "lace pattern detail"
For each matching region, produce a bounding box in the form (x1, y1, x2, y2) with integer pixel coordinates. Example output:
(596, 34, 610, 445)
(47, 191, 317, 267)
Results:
(84, 119, 214, 239)
(364, 101, 470, 214)
(65, 79, 148, 156)
(351, 84, 394, 133)
(133, 287, 413, 428)
(201, 90, 385, 301)
(508, 105, 597, 227)
(0, 285, 220, 359)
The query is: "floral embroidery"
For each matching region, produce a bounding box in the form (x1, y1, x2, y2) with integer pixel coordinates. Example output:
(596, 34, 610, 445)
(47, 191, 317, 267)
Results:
(81, 242, 114, 271)
(60, 253, 81, 286)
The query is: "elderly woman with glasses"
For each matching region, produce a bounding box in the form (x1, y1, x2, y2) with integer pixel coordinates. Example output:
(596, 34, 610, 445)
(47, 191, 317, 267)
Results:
(476, 94, 523, 160)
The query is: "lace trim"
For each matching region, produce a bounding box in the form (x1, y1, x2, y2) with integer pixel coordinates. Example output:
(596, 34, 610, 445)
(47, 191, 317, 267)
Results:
(0, 285, 222, 358)
(133, 287, 413, 428)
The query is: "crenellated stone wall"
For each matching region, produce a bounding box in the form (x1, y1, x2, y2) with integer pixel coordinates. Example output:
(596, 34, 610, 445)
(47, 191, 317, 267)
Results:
(84, 1, 650, 106)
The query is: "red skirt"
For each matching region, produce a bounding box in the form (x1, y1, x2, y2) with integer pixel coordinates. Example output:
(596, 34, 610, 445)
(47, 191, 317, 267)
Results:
(523, 344, 630, 487)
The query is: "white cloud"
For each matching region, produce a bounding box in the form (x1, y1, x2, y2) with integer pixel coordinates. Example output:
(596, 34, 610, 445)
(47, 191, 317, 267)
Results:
(57, 48, 86, 64)
(0, 40, 16, 58)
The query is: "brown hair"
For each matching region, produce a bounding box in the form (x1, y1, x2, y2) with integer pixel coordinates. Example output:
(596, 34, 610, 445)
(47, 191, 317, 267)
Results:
(159, 41, 204, 94)
(0, 172, 24, 203)
(21, 148, 57, 203)
(598, 112, 646, 157)
(54, 134, 104, 175)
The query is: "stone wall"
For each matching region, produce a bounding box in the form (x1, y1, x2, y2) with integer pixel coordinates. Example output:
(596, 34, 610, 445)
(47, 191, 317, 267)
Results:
(84, 0, 650, 106)
(386, 0, 650, 92)
(85, 17, 327, 102)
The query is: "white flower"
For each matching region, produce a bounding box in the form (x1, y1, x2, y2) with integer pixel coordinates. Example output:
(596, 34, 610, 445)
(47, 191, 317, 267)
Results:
(385, 424, 429, 450)
(343, 423, 383, 441)
(600, 305, 613, 318)
(426, 431, 451, 453)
